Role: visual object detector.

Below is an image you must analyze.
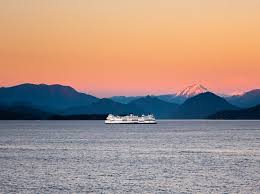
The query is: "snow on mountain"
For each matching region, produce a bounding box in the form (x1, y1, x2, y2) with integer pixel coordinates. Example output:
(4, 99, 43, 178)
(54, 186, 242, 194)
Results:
(176, 84, 208, 98)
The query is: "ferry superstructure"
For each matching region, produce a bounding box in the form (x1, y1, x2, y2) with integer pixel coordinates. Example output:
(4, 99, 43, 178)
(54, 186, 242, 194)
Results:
(105, 114, 157, 124)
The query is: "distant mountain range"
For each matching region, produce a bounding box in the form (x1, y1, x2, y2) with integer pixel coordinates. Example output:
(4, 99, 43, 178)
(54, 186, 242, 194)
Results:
(0, 83, 259, 119)
(0, 83, 98, 112)
(63, 98, 140, 116)
(110, 84, 209, 104)
(225, 89, 260, 108)
(64, 96, 178, 119)
(109, 96, 142, 104)
(129, 96, 179, 118)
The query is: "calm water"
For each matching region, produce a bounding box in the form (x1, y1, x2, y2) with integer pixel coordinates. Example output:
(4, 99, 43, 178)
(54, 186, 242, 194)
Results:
(0, 120, 259, 194)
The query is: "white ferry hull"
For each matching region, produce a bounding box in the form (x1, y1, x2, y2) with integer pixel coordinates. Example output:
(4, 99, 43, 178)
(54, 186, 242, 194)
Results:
(105, 114, 157, 124)
(105, 120, 157, 124)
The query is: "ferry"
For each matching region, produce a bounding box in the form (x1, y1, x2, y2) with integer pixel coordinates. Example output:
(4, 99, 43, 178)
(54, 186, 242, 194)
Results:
(105, 114, 157, 124)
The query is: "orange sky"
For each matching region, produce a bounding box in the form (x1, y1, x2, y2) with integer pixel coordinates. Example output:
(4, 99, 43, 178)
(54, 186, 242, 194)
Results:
(0, 0, 260, 97)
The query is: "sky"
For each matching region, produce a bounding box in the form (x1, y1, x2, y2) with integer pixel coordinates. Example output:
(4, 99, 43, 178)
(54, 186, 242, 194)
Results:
(0, 0, 260, 97)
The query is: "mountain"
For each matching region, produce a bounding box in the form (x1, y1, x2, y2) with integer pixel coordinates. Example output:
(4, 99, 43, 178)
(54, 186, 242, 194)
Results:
(2, 83, 258, 120)
(160, 84, 209, 104)
(109, 84, 208, 105)
(156, 94, 178, 103)
(226, 89, 260, 108)
(174, 92, 238, 119)
(110, 94, 180, 104)
(109, 96, 142, 104)
(176, 84, 208, 98)
(129, 96, 179, 118)
(64, 96, 179, 119)
(0, 83, 98, 111)
(63, 98, 141, 115)
(208, 104, 260, 120)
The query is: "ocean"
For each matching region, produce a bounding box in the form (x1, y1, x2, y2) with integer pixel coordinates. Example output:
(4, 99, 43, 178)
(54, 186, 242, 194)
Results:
(0, 120, 259, 193)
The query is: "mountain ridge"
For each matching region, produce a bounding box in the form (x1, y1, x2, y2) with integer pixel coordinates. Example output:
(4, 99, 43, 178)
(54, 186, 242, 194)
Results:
(173, 92, 238, 119)
(129, 96, 179, 118)
(0, 83, 259, 119)
(0, 83, 98, 111)
(226, 89, 260, 108)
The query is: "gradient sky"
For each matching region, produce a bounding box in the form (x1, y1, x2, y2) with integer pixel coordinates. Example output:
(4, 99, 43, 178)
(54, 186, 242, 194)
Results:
(0, 0, 260, 97)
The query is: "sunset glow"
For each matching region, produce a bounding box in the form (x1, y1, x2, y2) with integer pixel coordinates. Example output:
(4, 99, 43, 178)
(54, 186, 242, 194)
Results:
(1, 0, 260, 97)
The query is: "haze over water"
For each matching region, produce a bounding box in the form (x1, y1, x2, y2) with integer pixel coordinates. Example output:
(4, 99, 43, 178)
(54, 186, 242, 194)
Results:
(0, 120, 259, 193)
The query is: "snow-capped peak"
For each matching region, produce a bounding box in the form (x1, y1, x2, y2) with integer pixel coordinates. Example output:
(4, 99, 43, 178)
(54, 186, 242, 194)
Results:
(177, 84, 208, 98)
